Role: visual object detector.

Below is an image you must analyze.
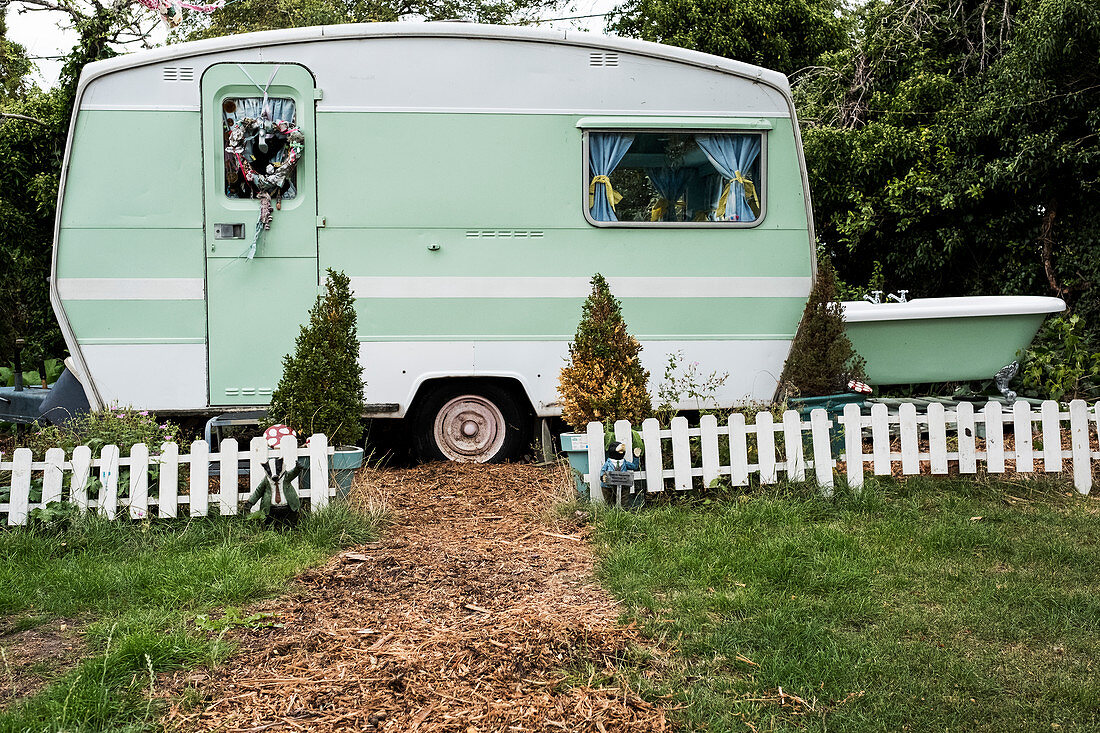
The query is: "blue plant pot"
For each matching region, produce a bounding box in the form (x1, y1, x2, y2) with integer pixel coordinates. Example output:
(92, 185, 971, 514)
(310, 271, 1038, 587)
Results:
(298, 445, 365, 501)
(559, 432, 591, 500)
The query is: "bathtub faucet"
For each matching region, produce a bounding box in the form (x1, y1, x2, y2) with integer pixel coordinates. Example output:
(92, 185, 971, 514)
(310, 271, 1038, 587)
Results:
(887, 290, 909, 303)
(863, 290, 884, 304)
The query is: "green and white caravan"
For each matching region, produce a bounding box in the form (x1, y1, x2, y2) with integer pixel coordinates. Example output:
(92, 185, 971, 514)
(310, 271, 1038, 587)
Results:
(52, 23, 819, 460)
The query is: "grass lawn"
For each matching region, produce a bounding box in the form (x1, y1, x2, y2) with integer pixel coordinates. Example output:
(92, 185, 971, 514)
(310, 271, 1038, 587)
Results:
(591, 476, 1100, 732)
(0, 504, 382, 732)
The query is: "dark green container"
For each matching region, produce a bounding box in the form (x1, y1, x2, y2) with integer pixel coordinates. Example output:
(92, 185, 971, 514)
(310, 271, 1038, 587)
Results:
(298, 445, 365, 500)
(788, 393, 866, 454)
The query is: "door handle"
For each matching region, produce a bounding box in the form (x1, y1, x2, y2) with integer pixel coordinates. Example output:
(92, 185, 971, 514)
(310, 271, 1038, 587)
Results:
(213, 223, 246, 240)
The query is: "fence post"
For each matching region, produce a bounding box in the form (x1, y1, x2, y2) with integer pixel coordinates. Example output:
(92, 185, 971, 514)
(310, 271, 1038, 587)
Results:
(899, 402, 919, 475)
(928, 403, 948, 475)
(129, 443, 149, 520)
(783, 410, 804, 482)
(641, 417, 662, 493)
(984, 402, 1005, 474)
(957, 402, 977, 474)
(309, 434, 330, 508)
(43, 448, 65, 506)
(700, 414, 719, 488)
(8, 448, 32, 526)
(218, 438, 239, 515)
(586, 422, 605, 504)
(871, 402, 891, 476)
(248, 437, 268, 513)
(842, 403, 863, 491)
(756, 411, 776, 485)
(158, 442, 179, 518)
(71, 445, 92, 512)
(190, 439, 210, 517)
(809, 408, 833, 494)
(729, 412, 749, 487)
(670, 416, 692, 491)
(100, 444, 120, 520)
(1040, 401, 1062, 473)
(1069, 400, 1091, 494)
(1012, 401, 1035, 474)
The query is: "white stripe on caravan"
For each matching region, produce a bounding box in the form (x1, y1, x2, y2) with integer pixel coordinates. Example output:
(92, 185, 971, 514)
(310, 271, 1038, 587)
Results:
(57, 278, 205, 300)
(349, 276, 812, 299)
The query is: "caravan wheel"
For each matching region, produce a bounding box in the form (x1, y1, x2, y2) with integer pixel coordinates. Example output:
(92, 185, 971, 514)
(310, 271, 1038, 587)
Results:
(414, 384, 526, 463)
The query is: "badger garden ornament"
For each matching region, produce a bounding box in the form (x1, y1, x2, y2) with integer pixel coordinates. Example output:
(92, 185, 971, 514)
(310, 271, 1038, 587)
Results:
(245, 424, 305, 522)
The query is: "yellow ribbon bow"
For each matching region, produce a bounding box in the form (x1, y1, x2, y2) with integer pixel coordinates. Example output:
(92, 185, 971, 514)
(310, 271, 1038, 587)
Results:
(589, 175, 623, 211)
(716, 170, 761, 220)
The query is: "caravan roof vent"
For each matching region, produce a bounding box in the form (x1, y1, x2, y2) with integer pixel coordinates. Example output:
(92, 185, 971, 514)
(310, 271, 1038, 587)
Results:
(589, 52, 620, 67)
(163, 67, 195, 82)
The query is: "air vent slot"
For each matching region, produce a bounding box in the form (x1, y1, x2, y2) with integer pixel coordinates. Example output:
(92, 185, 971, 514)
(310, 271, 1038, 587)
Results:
(589, 52, 620, 67)
(465, 230, 545, 239)
(163, 67, 195, 82)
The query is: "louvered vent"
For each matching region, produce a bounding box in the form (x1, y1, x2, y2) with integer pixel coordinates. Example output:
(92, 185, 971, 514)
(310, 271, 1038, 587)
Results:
(589, 52, 620, 67)
(163, 67, 195, 82)
(465, 230, 545, 239)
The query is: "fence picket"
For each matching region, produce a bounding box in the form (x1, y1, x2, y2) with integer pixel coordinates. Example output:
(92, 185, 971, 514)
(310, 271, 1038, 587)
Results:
(70, 445, 92, 512)
(783, 410, 805, 482)
(309, 434, 330, 508)
(1041, 400, 1062, 473)
(810, 408, 833, 493)
(249, 437, 268, 513)
(189, 440, 209, 517)
(871, 403, 891, 476)
(641, 418, 662, 493)
(984, 402, 1005, 474)
(587, 422, 604, 504)
(728, 413, 749, 487)
(700, 414, 720, 488)
(158, 442, 179, 518)
(613, 420, 633, 456)
(1012, 401, 1034, 474)
(8, 448, 32, 526)
(100, 444, 120, 520)
(842, 403, 864, 490)
(900, 402, 919, 475)
(1069, 400, 1091, 494)
(129, 443, 149, 520)
(279, 435, 300, 504)
(218, 438, 239, 515)
(671, 416, 692, 491)
(928, 403, 948, 474)
(43, 448, 65, 506)
(957, 402, 977, 474)
(756, 412, 776, 484)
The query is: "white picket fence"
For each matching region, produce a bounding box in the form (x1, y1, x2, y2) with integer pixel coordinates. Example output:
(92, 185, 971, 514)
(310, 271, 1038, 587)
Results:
(583, 399, 1100, 499)
(0, 434, 335, 526)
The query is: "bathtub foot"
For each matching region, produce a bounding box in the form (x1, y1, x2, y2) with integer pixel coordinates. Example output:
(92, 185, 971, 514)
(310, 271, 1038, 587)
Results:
(994, 361, 1019, 403)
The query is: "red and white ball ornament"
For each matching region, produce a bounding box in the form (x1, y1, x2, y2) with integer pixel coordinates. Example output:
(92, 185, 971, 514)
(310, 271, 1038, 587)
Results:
(264, 424, 295, 448)
(848, 380, 872, 395)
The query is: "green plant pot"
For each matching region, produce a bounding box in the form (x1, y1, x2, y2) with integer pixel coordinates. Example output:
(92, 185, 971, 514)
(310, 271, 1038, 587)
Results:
(559, 432, 591, 500)
(298, 445, 365, 501)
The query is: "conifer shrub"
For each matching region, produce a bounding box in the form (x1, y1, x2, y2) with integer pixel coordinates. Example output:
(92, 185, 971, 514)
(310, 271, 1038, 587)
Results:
(268, 269, 365, 446)
(780, 258, 867, 396)
(558, 274, 652, 431)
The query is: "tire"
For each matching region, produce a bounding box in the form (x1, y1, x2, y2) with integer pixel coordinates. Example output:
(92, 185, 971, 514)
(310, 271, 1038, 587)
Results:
(413, 383, 528, 463)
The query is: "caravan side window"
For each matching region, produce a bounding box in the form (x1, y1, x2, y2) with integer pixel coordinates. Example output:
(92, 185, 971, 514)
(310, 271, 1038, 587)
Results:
(584, 131, 763, 226)
(222, 97, 298, 200)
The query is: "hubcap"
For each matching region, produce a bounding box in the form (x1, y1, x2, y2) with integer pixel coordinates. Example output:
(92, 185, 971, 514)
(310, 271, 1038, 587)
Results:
(433, 395, 506, 462)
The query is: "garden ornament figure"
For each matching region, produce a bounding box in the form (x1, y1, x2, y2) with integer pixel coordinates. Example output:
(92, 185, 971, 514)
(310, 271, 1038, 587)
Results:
(994, 361, 1019, 403)
(245, 424, 304, 521)
(600, 441, 643, 509)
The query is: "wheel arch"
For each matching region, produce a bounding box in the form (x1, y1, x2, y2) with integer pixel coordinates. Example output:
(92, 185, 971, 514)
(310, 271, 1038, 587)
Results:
(406, 374, 536, 420)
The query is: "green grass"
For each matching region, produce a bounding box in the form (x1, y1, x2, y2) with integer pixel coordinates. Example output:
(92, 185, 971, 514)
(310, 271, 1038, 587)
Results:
(589, 476, 1100, 732)
(0, 503, 382, 732)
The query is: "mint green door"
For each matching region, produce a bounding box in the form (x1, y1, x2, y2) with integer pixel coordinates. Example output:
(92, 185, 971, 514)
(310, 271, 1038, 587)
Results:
(202, 63, 318, 406)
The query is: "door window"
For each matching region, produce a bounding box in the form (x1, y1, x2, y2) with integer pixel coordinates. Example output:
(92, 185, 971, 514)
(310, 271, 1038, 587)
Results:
(222, 97, 298, 200)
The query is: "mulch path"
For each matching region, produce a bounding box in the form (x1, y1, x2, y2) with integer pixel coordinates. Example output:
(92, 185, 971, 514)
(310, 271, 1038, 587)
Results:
(166, 462, 668, 732)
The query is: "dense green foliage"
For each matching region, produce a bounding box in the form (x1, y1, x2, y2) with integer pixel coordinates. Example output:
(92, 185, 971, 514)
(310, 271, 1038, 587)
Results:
(780, 257, 866, 396)
(558, 274, 652, 431)
(1019, 313, 1100, 401)
(0, 506, 381, 731)
(589, 475, 1100, 731)
(608, 0, 847, 76)
(27, 407, 188, 459)
(268, 269, 365, 446)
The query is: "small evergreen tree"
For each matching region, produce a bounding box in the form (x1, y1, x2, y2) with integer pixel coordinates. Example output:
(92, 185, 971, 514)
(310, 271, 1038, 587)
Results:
(780, 258, 866, 396)
(558, 274, 652, 431)
(268, 269, 365, 445)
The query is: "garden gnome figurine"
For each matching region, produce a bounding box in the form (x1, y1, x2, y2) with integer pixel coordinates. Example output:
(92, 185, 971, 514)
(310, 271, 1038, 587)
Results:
(600, 440, 643, 508)
(245, 424, 304, 522)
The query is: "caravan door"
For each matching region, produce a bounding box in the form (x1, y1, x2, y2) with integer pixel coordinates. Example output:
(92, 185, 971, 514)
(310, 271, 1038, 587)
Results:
(201, 63, 318, 406)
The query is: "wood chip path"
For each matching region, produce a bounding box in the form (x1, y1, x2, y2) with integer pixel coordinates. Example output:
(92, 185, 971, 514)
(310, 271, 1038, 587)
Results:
(168, 462, 668, 732)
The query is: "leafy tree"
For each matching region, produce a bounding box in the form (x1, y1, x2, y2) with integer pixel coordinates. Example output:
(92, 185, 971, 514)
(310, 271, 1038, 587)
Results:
(558, 273, 652, 430)
(268, 269, 365, 446)
(780, 257, 866, 396)
(608, 0, 848, 76)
